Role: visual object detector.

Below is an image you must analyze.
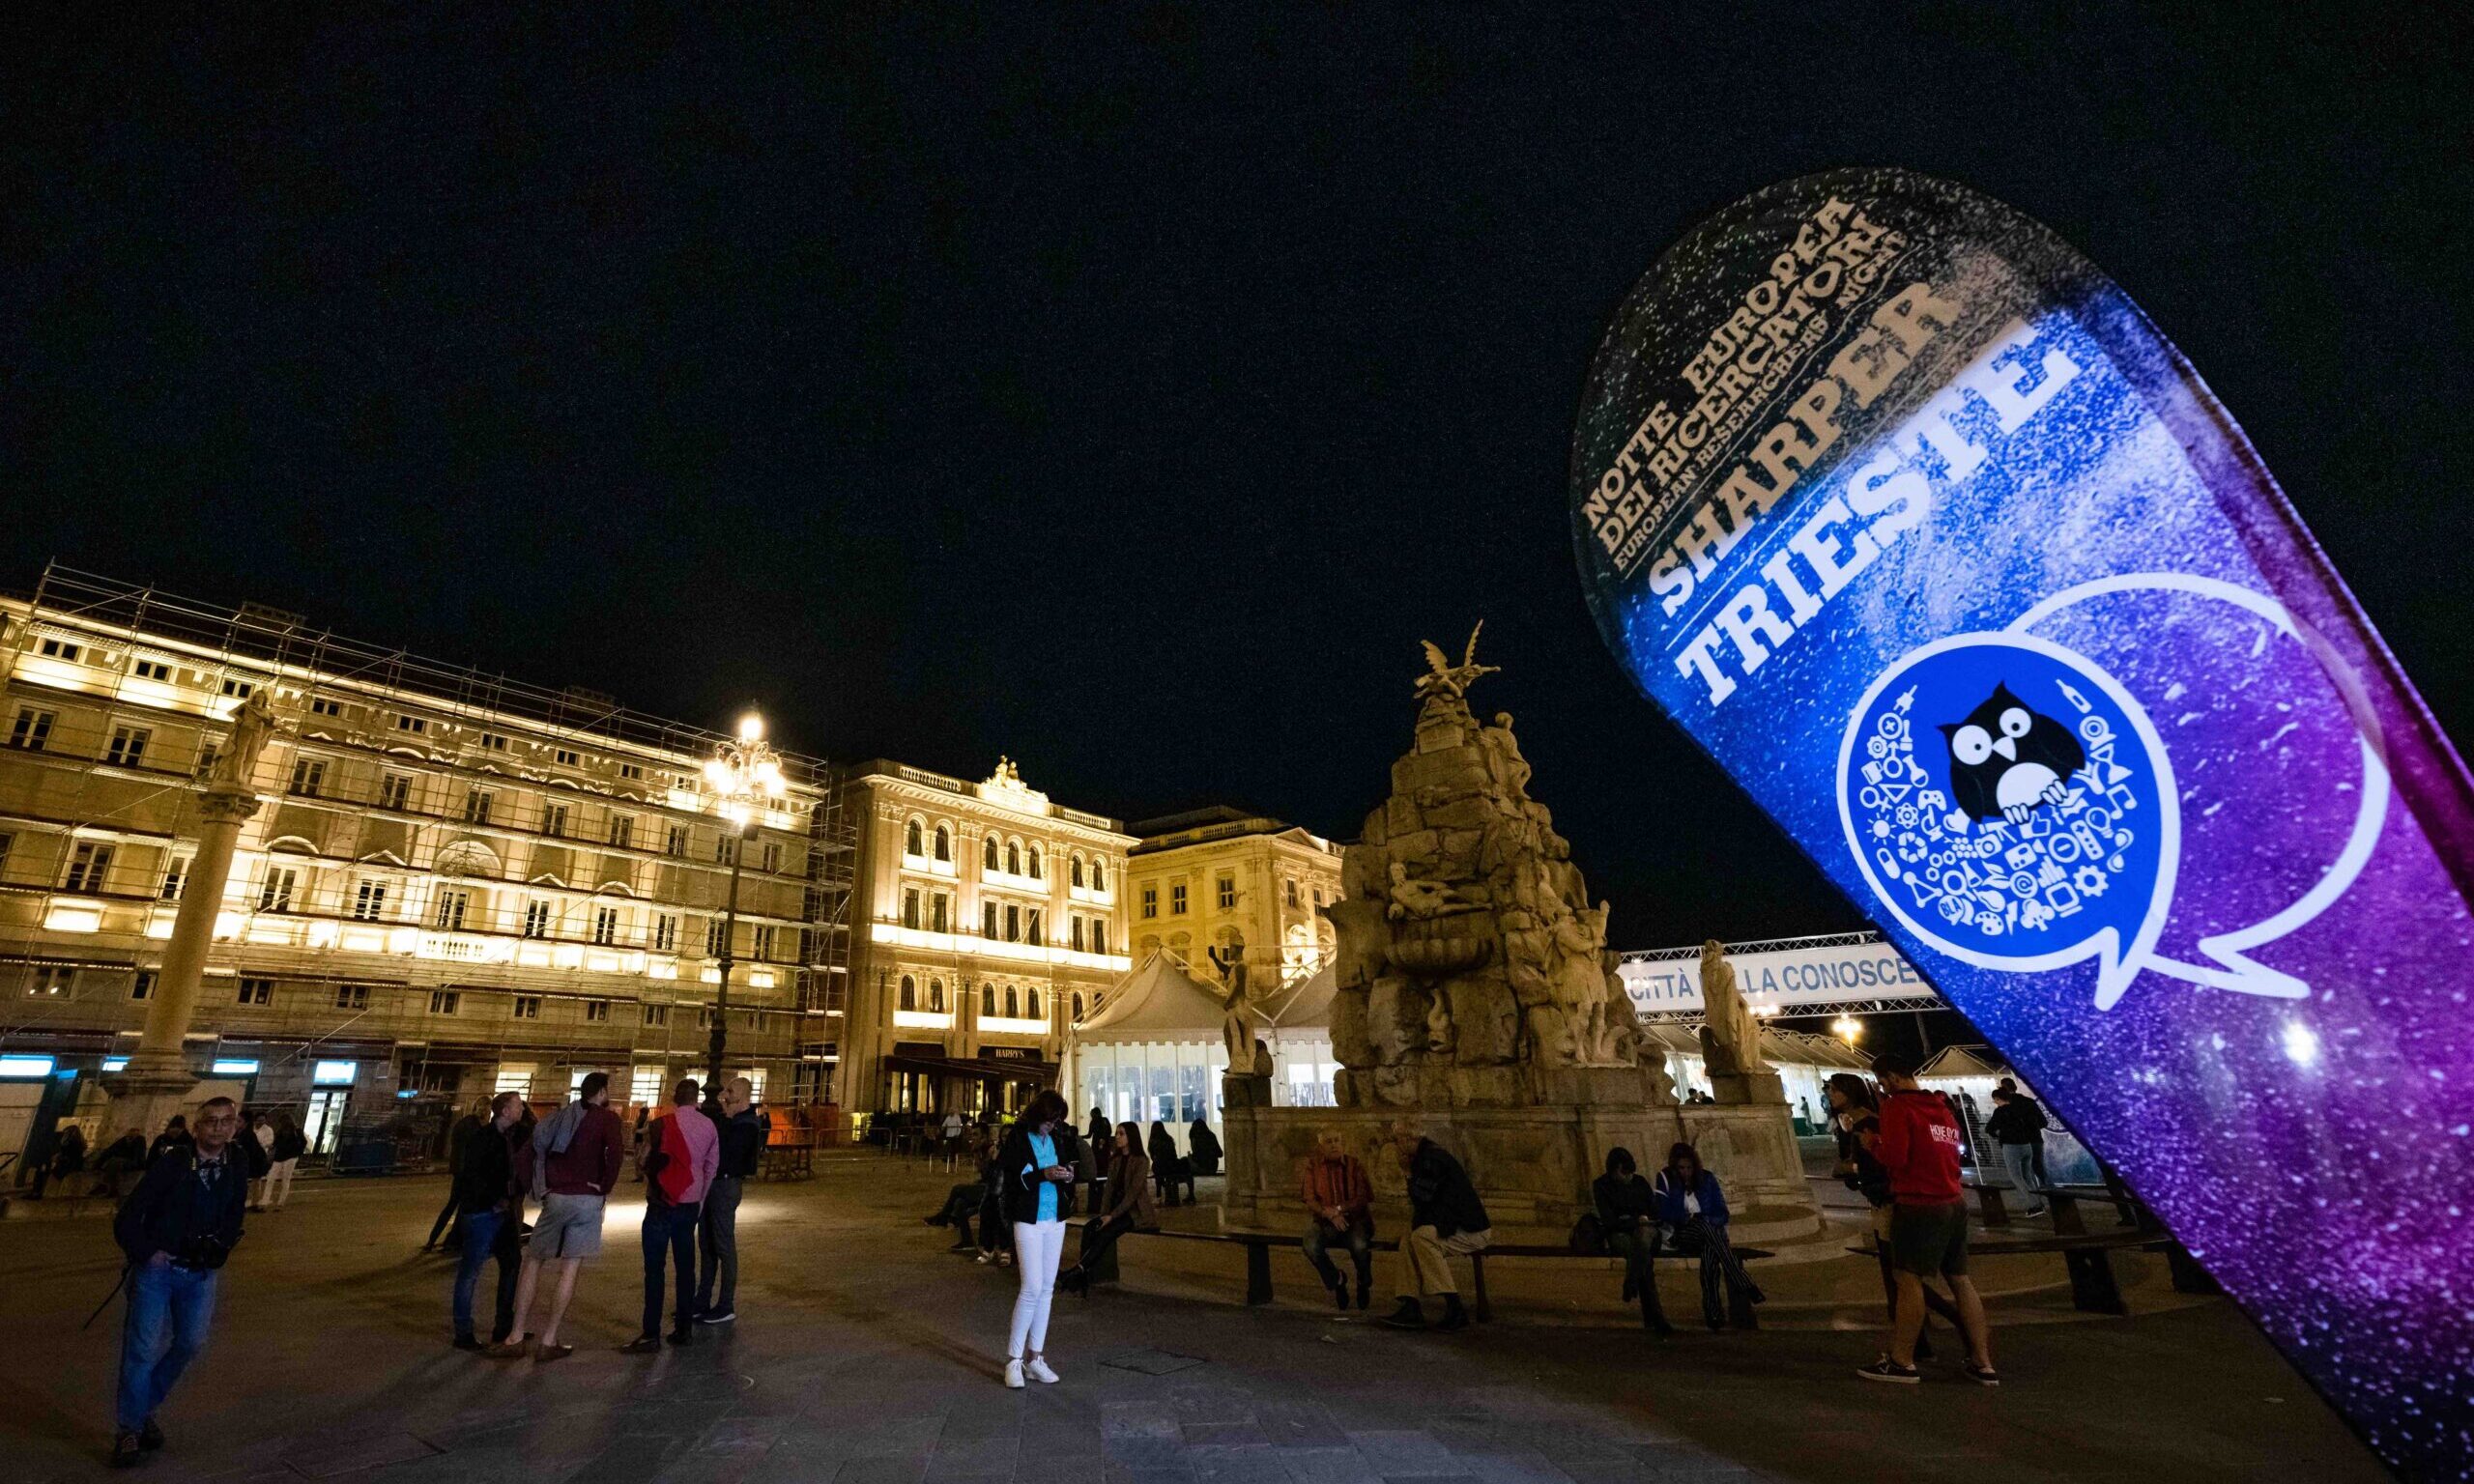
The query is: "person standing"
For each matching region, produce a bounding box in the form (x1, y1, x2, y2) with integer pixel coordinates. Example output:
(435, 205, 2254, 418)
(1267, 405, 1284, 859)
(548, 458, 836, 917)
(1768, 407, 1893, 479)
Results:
(1859, 1053, 1998, 1386)
(1381, 1126, 1491, 1332)
(1059, 1122, 1155, 1295)
(1652, 1143, 1763, 1330)
(492, 1071, 624, 1361)
(1828, 1073, 1962, 1360)
(696, 1076, 765, 1326)
(1987, 1078, 2050, 1212)
(147, 1116, 191, 1166)
(259, 1111, 305, 1211)
(110, 1098, 248, 1467)
(425, 1099, 489, 1251)
(996, 1090, 1081, 1387)
(625, 1079, 717, 1353)
(449, 1092, 527, 1350)
(1591, 1147, 1670, 1334)
(1299, 1130, 1377, 1311)
(33, 1121, 86, 1200)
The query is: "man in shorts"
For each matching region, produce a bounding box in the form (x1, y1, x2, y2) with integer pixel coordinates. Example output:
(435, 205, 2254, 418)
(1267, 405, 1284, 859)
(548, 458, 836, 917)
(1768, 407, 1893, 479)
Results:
(1858, 1052, 1998, 1386)
(491, 1072, 624, 1360)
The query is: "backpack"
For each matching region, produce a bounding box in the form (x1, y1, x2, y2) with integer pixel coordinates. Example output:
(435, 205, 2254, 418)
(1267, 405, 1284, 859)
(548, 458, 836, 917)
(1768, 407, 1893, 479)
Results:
(1567, 1212, 1608, 1256)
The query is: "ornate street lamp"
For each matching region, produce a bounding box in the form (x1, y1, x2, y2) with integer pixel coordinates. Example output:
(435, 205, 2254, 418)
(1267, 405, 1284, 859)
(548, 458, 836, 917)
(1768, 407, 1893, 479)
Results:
(703, 710, 786, 1086)
(1832, 1014, 1864, 1046)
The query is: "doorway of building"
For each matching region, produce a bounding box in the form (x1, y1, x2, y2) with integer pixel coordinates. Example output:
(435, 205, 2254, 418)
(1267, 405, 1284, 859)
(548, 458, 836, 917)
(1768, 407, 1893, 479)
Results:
(302, 1087, 349, 1156)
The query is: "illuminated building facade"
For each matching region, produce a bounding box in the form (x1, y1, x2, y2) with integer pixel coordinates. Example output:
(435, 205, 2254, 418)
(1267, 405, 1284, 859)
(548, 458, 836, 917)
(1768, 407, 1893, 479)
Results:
(1127, 807, 1343, 992)
(0, 568, 852, 1163)
(839, 758, 1133, 1115)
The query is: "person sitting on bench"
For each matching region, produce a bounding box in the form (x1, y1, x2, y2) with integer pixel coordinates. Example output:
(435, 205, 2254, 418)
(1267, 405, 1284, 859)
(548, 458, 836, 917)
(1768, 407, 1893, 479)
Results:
(1299, 1131, 1375, 1311)
(1060, 1123, 1154, 1294)
(1380, 1126, 1490, 1332)
(1592, 1147, 1671, 1334)
(1653, 1142, 1764, 1330)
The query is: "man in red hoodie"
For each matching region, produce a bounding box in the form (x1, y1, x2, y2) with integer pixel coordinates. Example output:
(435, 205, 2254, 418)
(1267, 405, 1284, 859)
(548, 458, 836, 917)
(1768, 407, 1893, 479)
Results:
(1858, 1052, 1998, 1386)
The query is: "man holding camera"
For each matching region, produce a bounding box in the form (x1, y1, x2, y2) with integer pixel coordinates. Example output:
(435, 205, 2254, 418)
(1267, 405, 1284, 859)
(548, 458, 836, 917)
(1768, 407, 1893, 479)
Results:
(110, 1096, 248, 1467)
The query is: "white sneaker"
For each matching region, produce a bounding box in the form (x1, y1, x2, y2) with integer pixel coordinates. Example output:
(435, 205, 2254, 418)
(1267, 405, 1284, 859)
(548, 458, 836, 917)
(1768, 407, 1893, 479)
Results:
(1004, 1358, 1025, 1389)
(1025, 1356, 1059, 1384)
(975, 1252, 993, 1265)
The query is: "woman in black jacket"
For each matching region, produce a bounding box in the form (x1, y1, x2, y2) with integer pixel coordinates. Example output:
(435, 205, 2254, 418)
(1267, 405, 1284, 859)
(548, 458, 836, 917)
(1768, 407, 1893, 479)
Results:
(994, 1091, 1084, 1388)
(1146, 1121, 1181, 1206)
(1591, 1148, 1671, 1334)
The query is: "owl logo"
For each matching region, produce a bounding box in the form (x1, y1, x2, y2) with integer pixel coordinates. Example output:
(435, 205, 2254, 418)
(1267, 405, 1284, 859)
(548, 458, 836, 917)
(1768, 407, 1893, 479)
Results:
(1940, 683, 2085, 824)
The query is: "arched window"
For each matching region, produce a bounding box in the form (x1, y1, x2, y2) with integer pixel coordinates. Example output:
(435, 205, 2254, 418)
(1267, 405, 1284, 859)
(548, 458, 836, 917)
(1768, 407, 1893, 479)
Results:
(1090, 862, 1106, 893)
(1073, 991, 1085, 1021)
(984, 835, 999, 871)
(904, 819, 923, 857)
(1025, 987, 1042, 1018)
(1005, 842, 1021, 875)
(929, 978, 945, 1013)
(983, 902, 998, 938)
(1004, 985, 1020, 1018)
(1027, 845, 1042, 879)
(982, 984, 997, 1016)
(1071, 855, 1084, 888)
(899, 974, 917, 1012)
(934, 824, 951, 862)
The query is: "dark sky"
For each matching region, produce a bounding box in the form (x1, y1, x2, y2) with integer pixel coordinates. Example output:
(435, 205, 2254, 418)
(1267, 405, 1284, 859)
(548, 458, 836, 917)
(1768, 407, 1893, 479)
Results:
(7, 7, 2468, 954)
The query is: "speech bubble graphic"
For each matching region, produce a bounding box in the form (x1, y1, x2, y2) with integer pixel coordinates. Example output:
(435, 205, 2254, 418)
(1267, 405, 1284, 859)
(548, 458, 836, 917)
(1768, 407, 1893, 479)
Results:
(1838, 631, 2176, 1010)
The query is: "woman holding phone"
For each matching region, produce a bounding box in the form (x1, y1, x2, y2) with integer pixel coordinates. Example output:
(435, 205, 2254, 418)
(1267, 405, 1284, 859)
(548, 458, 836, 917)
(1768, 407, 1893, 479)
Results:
(995, 1090, 1082, 1387)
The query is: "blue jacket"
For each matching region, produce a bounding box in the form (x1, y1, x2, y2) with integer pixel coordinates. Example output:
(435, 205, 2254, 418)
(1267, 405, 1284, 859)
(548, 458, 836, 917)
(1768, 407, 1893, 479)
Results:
(1652, 1167, 1731, 1228)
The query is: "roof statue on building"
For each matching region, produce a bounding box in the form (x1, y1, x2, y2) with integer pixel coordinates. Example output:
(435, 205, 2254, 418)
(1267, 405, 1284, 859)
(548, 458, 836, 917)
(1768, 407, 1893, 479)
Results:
(993, 756, 1021, 785)
(1415, 622, 1500, 702)
(207, 688, 280, 792)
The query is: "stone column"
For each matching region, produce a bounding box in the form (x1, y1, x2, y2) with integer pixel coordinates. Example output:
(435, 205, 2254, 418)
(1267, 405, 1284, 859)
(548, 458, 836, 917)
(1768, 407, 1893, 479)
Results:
(104, 785, 262, 1139)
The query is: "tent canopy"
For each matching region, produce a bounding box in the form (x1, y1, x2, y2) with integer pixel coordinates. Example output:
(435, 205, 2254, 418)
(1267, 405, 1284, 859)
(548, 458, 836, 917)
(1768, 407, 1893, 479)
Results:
(1073, 951, 1258, 1045)
(1261, 964, 1336, 1028)
(1918, 1044, 2011, 1082)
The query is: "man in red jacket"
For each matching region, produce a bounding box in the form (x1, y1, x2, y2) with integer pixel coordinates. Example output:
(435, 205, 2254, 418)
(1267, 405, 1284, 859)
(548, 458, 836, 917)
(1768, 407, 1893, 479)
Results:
(1858, 1053, 1998, 1386)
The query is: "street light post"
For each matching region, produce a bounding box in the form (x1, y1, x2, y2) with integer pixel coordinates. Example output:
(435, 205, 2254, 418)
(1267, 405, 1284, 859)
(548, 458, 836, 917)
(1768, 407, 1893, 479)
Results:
(703, 710, 786, 1089)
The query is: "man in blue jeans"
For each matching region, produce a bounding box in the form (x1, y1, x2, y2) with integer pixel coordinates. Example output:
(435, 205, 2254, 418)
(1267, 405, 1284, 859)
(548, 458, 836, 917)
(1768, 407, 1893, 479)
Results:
(624, 1078, 716, 1354)
(111, 1097, 248, 1468)
(450, 1092, 528, 1349)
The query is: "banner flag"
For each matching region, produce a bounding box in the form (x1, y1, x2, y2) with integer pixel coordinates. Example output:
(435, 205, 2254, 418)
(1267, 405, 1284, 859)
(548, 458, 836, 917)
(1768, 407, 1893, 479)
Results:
(1571, 168, 2473, 1478)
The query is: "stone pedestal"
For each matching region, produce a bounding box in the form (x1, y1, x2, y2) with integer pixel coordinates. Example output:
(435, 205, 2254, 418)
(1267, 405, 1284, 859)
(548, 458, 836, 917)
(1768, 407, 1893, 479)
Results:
(105, 785, 260, 1141)
(1709, 1070, 1785, 1105)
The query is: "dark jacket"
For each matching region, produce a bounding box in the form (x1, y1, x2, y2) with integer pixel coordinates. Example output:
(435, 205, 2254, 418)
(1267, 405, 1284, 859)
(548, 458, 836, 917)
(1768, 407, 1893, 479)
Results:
(1652, 1167, 1731, 1228)
(1186, 1120, 1223, 1174)
(996, 1123, 1089, 1224)
(50, 1126, 89, 1177)
(148, 1129, 193, 1164)
(1592, 1171, 1656, 1235)
(445, 1112, 485, 1174)
(451, 1119, 523, 1212)
(271, 1123, 308, 1162)
(1406, 1139, 1489, 1240)
(1836, 1111, 1892, 1208)
(1986, 1096, 2048, 1147)
(713, 1105, 768, 1180)
(236, 1121, 271, 1180)
(115, 1145, 249, 1268)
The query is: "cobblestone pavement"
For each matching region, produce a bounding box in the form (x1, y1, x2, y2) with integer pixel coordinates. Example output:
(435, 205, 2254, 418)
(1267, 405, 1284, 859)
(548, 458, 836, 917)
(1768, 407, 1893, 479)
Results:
(0, 1152, 2380, 1484)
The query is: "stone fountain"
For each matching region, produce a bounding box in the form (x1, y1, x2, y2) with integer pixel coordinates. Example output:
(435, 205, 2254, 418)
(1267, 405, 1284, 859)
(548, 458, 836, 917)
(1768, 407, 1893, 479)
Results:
(1219, 629, 1821, 1238)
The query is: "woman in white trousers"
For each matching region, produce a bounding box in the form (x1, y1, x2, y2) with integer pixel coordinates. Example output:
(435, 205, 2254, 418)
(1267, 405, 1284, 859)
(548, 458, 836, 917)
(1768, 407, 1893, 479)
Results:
(994, 1090, 1081, 1388)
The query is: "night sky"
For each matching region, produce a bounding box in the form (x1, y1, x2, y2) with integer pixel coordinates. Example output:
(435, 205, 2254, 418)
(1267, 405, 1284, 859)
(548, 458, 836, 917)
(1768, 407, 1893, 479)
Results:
(7, 8, 2467, 956)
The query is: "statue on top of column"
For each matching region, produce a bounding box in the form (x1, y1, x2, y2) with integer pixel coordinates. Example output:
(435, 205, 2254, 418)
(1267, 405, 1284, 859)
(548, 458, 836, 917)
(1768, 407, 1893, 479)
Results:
(207, 690, 280, 792)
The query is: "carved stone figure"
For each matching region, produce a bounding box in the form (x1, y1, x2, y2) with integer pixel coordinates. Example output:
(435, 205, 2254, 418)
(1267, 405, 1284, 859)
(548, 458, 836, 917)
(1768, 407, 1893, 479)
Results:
(208, 690, 280, 792)
(1695, 939, 1769, 1075)
(1416, 622, 1502, 702)
(1386, 861, 1470, 922)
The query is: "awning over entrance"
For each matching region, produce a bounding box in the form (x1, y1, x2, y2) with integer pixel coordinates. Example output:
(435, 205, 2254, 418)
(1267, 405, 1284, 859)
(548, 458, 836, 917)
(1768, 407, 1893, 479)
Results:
(880, 1051, 1057, 1087)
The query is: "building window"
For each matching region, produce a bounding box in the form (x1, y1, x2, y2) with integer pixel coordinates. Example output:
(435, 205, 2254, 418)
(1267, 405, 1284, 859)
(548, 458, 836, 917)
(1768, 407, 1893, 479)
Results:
(1025, 908, 1043, 945)
(379, 773, 412, 811)
(899, 975, 917, 1012)
(493, 1064, 534, 1096)
(905, 819, 924, 856)
(22, 966, 72, 998)
(930, 894, 949, 934)
(584, 999, 610, 1023)
(523, 900, 552, 938)
(761, 840, 782, 873)
(1093, 921, 1108, 956)
(220, 677, 255, 699)
(39, 637, 82, 660)
(1217, 875, 1236, 911)
(107, 726, 153, 768)
(1091, 862, 1106, 893)
(308, 696, 341, 717)
(335, 984, 371, 1011)
(630, 1065, 666, 1103)
(463, 789, 493, 826)
(1140, 884, 1158, 919)
(1004, 985, 1020, 1018)
(289, 757, 325, 796)
(478, 732, 508, 752)
(351, 880, 388, 921)
(754, 924, 777, 960)
(592, 906, 618, 946)
(543, 801, 569, 838)
(1071, 917, 1085, 952)
(158, 854, 188, 901)
(1005, 842, 1021, 875)
(1285, 878, 1302, 908)
(1170, 882, 1188, 915)
(134, 658, 173, 681)
(1004, 905, 1020, 943)
(9, 707, 56, 751)
(928, 978, 946, 1013)
(130, 971, 157, 1001)
(982, 984, 997, 1016)
(1071, 855, 1085, 888)
(717, 835, 736, 865)
(666, 823, 688, 857)
(984, 835, 999, 872)
(903, 889, 921, 929)
(512, 995, 541, 1019)
(395, 713, 426, 733)
(237, 977, 273, 1006)
(554, 748, 581, 767)
(1026, 987, 1042, 1018)
(1027, 845, 1043, 879)
(429, 989, 461, 1016)
(255, 864, 296, 912)
(1073, 992, 1085, 1020)
(705, 919, 726, 957)
(653, 913, 678, 952)
(619, 762, 644, 782)
(983, 902, 997, 938)
(435, 888, 470, 930)
(642, 1002, 669, 1027)
(609, 814, 634, 849)
(934, 824, 951, 862)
